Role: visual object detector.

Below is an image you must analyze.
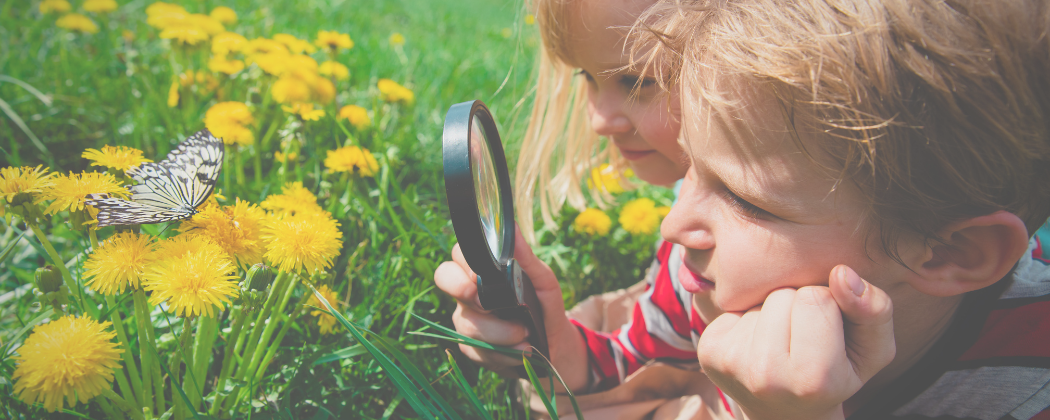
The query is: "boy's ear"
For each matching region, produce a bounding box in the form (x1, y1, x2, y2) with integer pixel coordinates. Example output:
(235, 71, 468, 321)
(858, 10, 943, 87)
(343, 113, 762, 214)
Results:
(909, 211, 1030, 297)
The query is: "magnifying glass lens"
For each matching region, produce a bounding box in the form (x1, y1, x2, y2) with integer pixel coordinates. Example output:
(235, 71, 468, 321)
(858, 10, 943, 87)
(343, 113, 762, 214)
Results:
(470, 115, 505, 261)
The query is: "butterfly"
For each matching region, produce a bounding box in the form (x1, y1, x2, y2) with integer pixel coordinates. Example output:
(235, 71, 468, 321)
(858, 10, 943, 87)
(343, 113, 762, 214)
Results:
(85, 129, 224, 227)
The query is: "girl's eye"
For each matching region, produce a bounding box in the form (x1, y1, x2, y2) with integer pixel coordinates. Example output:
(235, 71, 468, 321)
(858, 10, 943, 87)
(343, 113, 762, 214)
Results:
(619, 75, 657, 89)
(721, 189, 770, 220)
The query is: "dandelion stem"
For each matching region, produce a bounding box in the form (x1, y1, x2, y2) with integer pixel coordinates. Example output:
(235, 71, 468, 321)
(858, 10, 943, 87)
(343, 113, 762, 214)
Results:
(134, 289, 162, 414)
(28, 223, 95, 318)
(230, 272, 288, 385)
(252, 144, 263, 186)
(189, 314, 218, 411)
(104, 295, 144, 408)
(210, 305, 247, 415)
(252, 293, 308, 387)
(237, 273, 297, 404)
(234, 146, 246, 189)
(101, 387, 145, 420)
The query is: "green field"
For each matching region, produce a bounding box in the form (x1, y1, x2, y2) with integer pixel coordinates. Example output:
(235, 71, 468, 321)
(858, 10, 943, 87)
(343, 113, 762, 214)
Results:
(0, 0, 672, 418)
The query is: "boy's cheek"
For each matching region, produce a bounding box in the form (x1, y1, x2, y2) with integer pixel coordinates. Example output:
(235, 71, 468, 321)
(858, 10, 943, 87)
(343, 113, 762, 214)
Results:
(692, 290, 722, 325)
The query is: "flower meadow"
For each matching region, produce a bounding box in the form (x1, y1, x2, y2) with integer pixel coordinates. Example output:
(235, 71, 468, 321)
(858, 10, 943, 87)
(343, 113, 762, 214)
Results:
(1, 0, 673, 418)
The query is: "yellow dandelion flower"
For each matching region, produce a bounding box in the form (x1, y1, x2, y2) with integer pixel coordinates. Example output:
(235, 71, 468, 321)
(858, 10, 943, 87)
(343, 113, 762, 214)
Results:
(145, 235, 239, 317)
(0, 165, 54, 202)
(309, 284, 340, 334)
(262, 212, 342, 274)
(154, 234, 210, 260)
(337, 105, 370, 130)
(146, 5, 188, 29)
(243, 37, 288, 56)
(657, 206, 671, 217)
(205, 101, 254, 146)
(574, 208, 612, 236)
(167, 79, 179, 107)
(250, 51, 291, 76)
(389, 32, 405, 46)
(377, 78, 414, 105)
(43, 172, 128, 215)
(271, 77, 312, 104)
(260, 182, 323, 217)
(83, 0, 117, 13)
(282, 103, 325, 121)
(525, 14, 536, 25)
(274, 151, 297, 163)
(39, 0, 71, 14)
(208, 54, 245, 75)
(121, 29, 134, 42)
(186, 14, 223, 36)
(12, 316, 123, 413)
(82, 145, 153, 172)
(314, 30, 352, 51)
(209, 6, 237, 24)
(179, 199, 268, 266)
(588, 163, 625, 194)
(313, 78, 335, 104)
(619, 198, 662, 235)
(318, 61, 349, 81)
(83, 232, 156, 295)
(56, 13, 99, 34)
(146, 2, 186, 17)
(324, 146, 379, 177)
(160, 25, 209, 46)
(273, 33, 317, 54)
(211, 31, 247, 54)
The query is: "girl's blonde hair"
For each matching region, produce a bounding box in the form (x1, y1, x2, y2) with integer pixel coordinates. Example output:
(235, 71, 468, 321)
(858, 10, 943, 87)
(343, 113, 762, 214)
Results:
(634, 0, 1050, 259)
(514, 0, 628, 245)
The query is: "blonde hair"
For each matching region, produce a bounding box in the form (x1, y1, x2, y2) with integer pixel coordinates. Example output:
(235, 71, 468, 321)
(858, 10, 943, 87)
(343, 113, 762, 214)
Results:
(636, 0, 1050, 258)
(515, 0, 630, 245)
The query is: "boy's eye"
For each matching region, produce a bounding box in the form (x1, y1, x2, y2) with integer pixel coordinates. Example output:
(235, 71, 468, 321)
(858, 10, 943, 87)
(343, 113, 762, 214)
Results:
(575, 69, 595, 82)
(721, 189, 771, 220)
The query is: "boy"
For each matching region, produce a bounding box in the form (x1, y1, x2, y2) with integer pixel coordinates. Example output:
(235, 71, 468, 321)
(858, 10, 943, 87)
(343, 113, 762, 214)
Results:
(437, 0, 1050, 418)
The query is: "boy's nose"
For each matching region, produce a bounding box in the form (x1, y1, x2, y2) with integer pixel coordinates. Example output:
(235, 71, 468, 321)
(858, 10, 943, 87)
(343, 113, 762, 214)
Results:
(661, 175, 715, 250)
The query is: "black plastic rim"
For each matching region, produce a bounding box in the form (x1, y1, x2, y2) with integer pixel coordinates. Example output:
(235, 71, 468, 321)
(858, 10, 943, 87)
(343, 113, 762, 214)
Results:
(442, 100, 516, 289)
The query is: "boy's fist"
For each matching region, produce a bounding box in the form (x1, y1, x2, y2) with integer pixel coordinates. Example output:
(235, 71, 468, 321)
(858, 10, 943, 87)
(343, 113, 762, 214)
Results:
(696, 265, 895, 420)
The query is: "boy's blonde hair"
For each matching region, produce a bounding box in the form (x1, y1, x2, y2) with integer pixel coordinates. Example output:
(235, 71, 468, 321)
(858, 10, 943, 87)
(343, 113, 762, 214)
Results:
(637, 0, 1050, 258)
(515, 0, 629, 245)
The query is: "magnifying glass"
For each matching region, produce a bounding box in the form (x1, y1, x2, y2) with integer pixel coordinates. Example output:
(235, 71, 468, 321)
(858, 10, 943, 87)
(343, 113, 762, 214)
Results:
(442, 100, 549, 377)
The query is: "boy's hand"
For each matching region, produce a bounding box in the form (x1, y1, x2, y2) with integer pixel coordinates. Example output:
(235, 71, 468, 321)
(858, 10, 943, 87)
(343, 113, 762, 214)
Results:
(434, 226, 590, 391)
(696, 265, 895, 420)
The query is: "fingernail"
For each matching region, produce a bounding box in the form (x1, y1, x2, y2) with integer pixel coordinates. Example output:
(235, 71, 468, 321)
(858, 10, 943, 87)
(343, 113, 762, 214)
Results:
(842, 266, 866, 297)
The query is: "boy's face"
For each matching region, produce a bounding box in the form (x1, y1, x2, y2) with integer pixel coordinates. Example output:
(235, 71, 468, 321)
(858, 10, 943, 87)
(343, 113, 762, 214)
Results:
(662, 86, 915, 321)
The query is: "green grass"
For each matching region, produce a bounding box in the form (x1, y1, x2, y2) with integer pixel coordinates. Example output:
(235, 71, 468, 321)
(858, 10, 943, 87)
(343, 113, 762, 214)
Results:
(0, 0, 670, 418)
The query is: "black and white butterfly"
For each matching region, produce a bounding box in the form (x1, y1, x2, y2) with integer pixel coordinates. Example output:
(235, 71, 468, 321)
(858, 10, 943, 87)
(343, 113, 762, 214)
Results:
(86, 129, 224, 227)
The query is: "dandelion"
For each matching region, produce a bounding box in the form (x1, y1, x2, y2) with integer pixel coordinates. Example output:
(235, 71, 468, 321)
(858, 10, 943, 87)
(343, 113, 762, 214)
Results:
(338, 105, 370, 130)
(282, 103, 325, 121)
(179, 199, 268, 266)
(274, 33, 317, 54)
(271, 77, 312, 104)
(243, 37, 289, 56)
(205, 101, 255, 146)
(262, 212, 343, 274)
(160, 25, 209, 45)
(325, 146, 379, 176)
(211, 31, 247, 54)
(588, 163, 625, 194)
(167, 79, 180, 107)
(189, 14, 224, 35)
(146, 1, 186, 17)
(209, 6, 237, 24)
(84, 232, 156, 295)
(209, 54, 245, 75)
(146, 5, 189, 29)
(56, 13, 99, 34)
(389, 32, 405, 46)
(0, 166, 54, 203)
(525, 14, 536, 25)
(313, 78, 336, 104)
(251, 52, 291, 76)
(274, 151, 297, 163)
(619, 198, 663, 235)
(309, 284, 340, 334)
(377, 79, 414, 105)
(314, 30, 353, 51)
(319, 61, 349, 80)
(82, 145, 153, 172)
(43, 172, 127, 215)
(261, 182, 323, 218)
(83, 0, 117, 13)
(13, 316, 123, 413)
(39, 0, 71, 14)
(574, 208, 612, 236)
(145, 235, 239, 317)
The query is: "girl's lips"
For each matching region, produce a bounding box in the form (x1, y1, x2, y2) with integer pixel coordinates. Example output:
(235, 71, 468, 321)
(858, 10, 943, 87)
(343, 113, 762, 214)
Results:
(617, 148, 655, 161)
(677, 260, 714, 294)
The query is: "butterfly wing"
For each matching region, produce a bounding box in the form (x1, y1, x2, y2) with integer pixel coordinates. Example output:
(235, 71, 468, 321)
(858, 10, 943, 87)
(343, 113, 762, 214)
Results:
(85, 193, 195, 227)
(162, 129, 224, 208)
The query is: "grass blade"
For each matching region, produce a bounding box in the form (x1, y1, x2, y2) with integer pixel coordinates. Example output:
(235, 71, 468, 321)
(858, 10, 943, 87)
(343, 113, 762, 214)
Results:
(523, 357, 558, 420)
(445, 350, 493, 420)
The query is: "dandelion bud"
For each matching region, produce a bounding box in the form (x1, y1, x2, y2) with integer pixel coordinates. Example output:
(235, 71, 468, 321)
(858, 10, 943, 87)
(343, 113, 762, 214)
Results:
(34, 265, 63, 294)
(246, 263, 274, 291)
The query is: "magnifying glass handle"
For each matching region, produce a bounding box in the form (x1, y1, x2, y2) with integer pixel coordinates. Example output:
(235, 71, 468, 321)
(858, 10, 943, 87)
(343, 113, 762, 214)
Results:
(492, 261, 550, 378)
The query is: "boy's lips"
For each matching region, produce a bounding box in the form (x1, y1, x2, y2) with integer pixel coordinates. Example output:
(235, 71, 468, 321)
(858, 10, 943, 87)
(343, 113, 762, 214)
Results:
(616, 146, 655, 161)
(677, 259, 714, 293)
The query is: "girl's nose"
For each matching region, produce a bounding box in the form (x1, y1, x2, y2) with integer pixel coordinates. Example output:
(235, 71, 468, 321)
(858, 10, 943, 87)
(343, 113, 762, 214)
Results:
(588, 92, 633, 136)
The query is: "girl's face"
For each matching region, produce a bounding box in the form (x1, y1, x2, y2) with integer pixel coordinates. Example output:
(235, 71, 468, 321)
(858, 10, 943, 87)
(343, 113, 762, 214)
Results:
(661, 86, 917, 322)
(566, 0, 689, 186)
